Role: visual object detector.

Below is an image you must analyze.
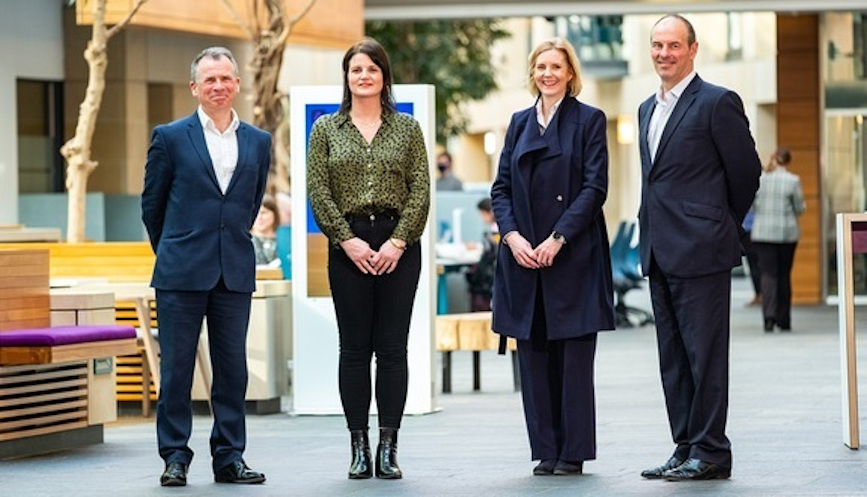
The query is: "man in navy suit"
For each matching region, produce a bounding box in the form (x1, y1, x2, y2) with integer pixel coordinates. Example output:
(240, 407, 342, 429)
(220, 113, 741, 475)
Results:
(636, 15, 761, 481)
(142, 47, 271, 487)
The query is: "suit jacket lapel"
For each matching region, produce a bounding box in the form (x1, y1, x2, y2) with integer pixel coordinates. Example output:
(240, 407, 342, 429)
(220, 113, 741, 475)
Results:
(638, 98, 654, 175)
(186, 115, 221, 192)
(654, 76, 701, 162)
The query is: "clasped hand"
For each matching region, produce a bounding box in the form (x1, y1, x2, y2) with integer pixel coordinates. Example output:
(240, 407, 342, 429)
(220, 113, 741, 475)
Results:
(340, 237, 402, 275)
(506, 233, 562, 269)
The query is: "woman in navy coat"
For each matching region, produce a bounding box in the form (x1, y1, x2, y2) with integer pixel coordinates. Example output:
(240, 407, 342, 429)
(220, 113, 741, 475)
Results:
(491, 37, 614, 476)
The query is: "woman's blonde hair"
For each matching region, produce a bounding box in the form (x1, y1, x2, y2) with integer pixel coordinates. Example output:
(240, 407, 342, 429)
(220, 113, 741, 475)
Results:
(527, 37, 583, 97)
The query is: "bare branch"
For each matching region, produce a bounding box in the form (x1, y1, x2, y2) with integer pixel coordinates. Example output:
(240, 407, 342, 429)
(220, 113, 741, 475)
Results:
(106, 0, 149, 39)
(220, 0, 256, 39)
(278, 0, 316, 45)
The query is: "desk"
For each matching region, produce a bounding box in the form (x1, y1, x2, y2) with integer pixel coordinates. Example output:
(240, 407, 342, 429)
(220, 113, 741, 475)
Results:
(436, 243, 481, 315)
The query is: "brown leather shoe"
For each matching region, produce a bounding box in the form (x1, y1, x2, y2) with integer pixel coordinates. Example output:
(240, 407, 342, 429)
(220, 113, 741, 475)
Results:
(214, 461, 266, 484)
(663, 458, 731, 481)
(640, 456, 684, 479)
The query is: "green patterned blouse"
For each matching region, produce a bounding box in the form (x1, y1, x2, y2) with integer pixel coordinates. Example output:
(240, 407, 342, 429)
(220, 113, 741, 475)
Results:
(306, 110, 431, 245)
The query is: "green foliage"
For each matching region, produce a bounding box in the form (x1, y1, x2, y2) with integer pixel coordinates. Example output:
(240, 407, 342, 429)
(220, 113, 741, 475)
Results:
(366, 19, 509, 145)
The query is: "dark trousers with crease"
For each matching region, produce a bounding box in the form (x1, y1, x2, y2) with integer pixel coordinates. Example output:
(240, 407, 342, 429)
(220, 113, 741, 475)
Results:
(517, 284, 597, 463)
(155, 278, 251, 472)
(648, 257, 732, 469)
(328, 214, 421, 431)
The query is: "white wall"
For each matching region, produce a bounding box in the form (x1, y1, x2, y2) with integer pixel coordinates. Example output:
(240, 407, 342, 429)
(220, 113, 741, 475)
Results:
(0, 0, 65, 224)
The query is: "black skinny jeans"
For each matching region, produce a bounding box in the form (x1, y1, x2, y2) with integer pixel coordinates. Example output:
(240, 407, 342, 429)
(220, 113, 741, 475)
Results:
(328, 213, 421, 431)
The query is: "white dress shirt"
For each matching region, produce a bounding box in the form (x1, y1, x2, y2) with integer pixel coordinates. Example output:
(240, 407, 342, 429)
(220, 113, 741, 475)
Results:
(197, 106, 240, 194)
(647, 71, 696, 161)
(536, 96, 564, 136)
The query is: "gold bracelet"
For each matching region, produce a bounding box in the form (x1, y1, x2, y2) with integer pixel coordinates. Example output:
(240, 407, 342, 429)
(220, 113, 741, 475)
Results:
(389, 238, 407, 251)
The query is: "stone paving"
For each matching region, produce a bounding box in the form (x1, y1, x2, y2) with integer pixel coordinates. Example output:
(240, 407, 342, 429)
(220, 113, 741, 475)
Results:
(3, 277, 867, 496)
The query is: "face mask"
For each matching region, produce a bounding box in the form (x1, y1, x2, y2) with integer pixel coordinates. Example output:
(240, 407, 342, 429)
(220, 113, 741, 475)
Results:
(437, 163, 448, 173)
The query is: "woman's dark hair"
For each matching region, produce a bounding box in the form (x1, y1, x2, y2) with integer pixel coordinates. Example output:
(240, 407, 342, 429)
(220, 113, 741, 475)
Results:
(775, 147, 791, 166)
(338, 37, 396, 114)
(477, 197, 493, 213)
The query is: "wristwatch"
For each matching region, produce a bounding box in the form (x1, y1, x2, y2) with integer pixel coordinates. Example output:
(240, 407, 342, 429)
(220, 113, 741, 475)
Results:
(551, 231, 566, 244)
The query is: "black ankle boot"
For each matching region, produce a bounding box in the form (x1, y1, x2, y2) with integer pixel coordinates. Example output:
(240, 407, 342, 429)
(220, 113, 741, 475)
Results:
(348, 430, 373, 479)
(375, 427, 402, 479)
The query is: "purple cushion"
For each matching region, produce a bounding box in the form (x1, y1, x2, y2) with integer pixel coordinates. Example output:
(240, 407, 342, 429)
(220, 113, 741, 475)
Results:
(0, 325, 137, 347)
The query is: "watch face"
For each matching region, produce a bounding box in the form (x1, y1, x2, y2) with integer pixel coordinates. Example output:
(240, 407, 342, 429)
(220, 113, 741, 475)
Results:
(553, 231, 563, 240)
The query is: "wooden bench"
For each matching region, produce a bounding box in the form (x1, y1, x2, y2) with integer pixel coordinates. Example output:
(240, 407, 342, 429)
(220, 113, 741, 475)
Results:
(435, 312, 519, 393)
(0, 249, 137, 459)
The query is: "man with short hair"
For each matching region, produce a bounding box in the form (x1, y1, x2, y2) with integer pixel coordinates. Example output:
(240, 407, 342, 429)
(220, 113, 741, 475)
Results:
(637, 15, 761, 482)
(142, 46, 271, 487)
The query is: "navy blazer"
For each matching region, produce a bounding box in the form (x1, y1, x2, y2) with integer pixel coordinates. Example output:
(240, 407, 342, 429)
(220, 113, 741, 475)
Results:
(142, 113, 271, 293)
(491, 96, 614, 340)
(637, 76, 761, 278)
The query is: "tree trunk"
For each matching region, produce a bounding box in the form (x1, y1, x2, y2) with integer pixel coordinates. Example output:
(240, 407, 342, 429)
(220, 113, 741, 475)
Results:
(61, 0, 146, 242)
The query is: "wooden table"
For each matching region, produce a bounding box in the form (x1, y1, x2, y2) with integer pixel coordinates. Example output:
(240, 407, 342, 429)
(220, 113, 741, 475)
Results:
(435, 312, 519, 393)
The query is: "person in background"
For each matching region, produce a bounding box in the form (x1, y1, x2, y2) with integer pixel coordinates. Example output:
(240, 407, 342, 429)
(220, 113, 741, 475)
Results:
(251, 193, 280, 266)
(742, 208, 762, 306)
(636, 15, 761, 482)
(435, 151, 463, 191)
(491, 37, 615, 477)
(306, 37, 430, 480)
(142, 46, 269, 487)
(750, 147, 806, 332)
(465, 197, 498, 312)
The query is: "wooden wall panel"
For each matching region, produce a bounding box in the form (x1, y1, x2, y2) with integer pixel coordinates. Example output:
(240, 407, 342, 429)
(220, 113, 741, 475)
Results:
(777, 14, 822, 304)
(0, 250, 50, 332)
(80, 0, 364, 49)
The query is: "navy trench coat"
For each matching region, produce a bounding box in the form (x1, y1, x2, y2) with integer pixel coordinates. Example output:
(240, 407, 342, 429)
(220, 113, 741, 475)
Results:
(491, 96, 615, 341)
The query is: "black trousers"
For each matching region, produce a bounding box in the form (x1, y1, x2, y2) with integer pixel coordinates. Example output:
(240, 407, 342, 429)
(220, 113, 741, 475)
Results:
(517, 282, 597, 463)
(754, 241, 797, 329)
(648, 258, 732, 469)
(328, 214, 421, 431)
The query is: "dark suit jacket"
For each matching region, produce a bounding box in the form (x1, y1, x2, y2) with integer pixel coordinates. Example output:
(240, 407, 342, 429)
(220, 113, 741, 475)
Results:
(141, 112, 271, 293)
(491, 96, 615, 340)
(638, 76, 761, 278)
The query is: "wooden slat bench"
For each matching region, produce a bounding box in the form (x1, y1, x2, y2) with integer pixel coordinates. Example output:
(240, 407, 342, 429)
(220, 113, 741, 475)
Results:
(435, 312, 520, 393)
(0, 249, 137, 459)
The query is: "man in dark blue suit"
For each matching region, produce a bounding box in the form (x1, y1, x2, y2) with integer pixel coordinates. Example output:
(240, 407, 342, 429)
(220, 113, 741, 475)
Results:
(636, 15, 761, 481)
(142, 47, 271, 487)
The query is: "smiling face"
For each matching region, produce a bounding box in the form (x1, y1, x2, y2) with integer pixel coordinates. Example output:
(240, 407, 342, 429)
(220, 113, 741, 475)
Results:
(532, 48, 573, 102)
(190, 55, 239, 116)
(347, 52, 384, 102)
(650, 16, 698, 91)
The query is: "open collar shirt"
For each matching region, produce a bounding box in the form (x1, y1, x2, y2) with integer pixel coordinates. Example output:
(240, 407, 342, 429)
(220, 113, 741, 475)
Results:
(197, 106, 240, 194)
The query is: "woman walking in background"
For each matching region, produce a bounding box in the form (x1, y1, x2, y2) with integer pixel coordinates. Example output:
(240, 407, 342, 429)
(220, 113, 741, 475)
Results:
(751, 147, 805, 332)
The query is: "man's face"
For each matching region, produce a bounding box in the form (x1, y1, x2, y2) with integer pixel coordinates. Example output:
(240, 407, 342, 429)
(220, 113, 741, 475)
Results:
(650, 17, 698, 89)
(190, 56, 239, 115)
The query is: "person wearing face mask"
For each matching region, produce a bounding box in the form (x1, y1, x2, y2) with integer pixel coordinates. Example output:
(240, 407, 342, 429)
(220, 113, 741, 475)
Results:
(435, 151, 463, 191)
(490, 37, 614, 477)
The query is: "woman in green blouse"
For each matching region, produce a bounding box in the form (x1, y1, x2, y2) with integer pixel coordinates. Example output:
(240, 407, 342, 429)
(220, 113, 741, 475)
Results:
(306, 37, 430, 481)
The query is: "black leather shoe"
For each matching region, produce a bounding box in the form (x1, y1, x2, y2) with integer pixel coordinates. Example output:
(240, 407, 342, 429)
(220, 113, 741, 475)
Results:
(532, 459, 556, 476)
(160, 462, 187, 487)
(663, 458, 731, 481)
(214, 461, 266, 484)
(640, 456, 684, 479)
(764, 318, 775, 332)
(553, 460, 583, 475)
